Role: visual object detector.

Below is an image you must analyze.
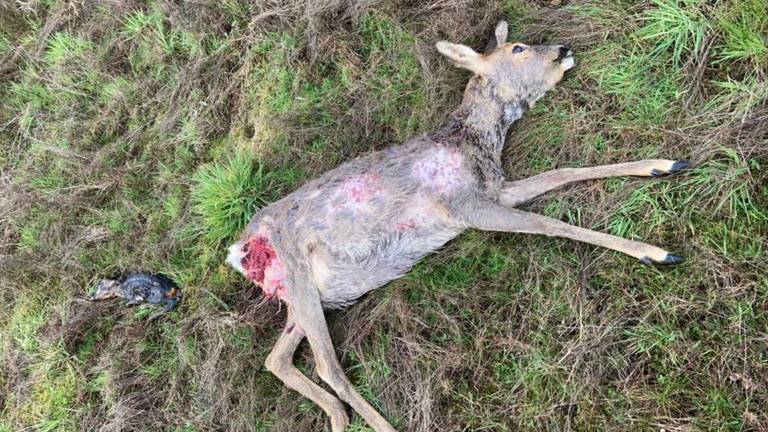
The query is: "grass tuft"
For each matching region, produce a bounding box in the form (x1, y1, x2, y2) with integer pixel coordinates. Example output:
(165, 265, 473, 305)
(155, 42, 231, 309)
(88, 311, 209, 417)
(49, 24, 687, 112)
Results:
(636, 0, 711, 65)
(713, 0, 768, 69)
(190, 147, 299, 245)
(358, 12, 429, 140)
(44, 32, 92, 65)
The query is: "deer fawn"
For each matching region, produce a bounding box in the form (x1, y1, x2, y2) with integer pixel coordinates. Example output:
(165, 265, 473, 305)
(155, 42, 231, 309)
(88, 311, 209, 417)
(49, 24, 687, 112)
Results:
(226, 21, 687, 432)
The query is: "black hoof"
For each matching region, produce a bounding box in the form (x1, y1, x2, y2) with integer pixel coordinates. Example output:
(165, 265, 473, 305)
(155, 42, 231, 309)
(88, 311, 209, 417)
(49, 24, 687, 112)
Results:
(651, 160, 690, 177)
(670, 160, 690, 173)
(639, 254, 684, 265)
(661, 254, 685, 265)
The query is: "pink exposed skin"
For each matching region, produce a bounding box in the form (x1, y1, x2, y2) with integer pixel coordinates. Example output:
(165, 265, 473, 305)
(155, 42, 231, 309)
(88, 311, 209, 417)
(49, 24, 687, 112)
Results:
(395, 218, 418, 231)
(242, 234, 287, 300)
(329, 174, 385, 214)
(411, 144, 468, 196)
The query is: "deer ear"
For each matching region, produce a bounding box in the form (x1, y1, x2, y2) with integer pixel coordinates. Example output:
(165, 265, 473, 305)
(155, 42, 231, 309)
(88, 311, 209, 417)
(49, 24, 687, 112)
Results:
(485, 21, 509, 52)
(435, 41, 488, 75)
(494, 21, 508, 47)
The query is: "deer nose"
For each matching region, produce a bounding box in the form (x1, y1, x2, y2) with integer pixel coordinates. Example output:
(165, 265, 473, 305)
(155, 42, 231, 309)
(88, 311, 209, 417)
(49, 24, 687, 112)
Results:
(556, 46, 571, 61)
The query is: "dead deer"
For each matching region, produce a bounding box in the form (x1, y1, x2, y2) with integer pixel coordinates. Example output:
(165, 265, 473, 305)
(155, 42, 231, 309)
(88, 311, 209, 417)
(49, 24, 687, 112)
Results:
(226, 21, 688, 432)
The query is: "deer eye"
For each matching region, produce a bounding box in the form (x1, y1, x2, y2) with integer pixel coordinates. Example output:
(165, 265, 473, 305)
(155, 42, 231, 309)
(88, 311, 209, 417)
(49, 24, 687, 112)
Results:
(512, 45, 525, 54)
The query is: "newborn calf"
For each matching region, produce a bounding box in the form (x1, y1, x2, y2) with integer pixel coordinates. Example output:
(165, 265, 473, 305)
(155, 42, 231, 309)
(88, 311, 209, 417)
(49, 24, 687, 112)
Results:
(90, 273, 180, 320)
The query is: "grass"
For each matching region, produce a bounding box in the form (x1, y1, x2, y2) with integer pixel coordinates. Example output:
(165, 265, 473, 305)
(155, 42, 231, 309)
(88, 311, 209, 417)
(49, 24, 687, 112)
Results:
(191, 146, 301, 245)
(714, 0, 768, 68)
(636, 0, 711, 66)
(1, 0, 767, 431)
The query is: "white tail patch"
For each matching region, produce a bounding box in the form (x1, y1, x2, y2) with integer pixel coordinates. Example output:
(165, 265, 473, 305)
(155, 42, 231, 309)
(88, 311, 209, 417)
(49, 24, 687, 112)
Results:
(560, 55, 575, 70)
(226, 241, 247, 275)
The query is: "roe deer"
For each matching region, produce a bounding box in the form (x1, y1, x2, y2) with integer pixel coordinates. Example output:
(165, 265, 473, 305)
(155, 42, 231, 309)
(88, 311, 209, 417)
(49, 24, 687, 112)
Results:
(226, 21, 687, 431)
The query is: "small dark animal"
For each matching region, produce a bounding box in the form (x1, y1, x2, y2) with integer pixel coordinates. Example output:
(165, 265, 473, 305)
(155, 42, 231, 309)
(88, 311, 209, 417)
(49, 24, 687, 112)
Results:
(90, 273, 181, 320)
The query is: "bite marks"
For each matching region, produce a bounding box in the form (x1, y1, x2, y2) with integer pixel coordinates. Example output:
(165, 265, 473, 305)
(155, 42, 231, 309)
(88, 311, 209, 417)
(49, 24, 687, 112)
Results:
(411, 144, 468, 196)
(230, 232, 288, 300)
(329, 173, 385, 214)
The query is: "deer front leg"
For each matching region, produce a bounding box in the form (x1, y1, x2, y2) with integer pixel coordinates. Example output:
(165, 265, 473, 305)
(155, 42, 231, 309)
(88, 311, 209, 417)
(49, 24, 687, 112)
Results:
(500, 160, 689, 207)
(265, 309, 350, 431)
(290, 284, 397, 432)
(458, 199, 684, 264)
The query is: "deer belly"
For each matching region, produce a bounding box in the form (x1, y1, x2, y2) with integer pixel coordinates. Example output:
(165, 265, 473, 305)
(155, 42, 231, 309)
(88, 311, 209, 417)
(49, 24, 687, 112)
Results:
(317, 226, 461, 308)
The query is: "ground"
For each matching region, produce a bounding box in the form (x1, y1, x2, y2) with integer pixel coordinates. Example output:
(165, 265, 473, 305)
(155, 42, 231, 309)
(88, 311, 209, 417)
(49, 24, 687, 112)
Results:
(0, 0, 766, 431)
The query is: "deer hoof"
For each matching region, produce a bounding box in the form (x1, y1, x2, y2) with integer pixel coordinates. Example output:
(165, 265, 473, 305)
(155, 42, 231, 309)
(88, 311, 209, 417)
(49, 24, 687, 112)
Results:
(661, 254, 685, 265)
(670, 161, 690, 172)
(651, 160, 690, 176)
(640, 254, 684, 265)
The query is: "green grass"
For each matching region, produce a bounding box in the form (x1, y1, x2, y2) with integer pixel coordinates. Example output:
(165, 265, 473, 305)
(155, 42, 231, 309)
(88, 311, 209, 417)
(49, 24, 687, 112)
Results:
(44, 32, 92, 65)
(591, 44, 685, 127)
(191, 146, 301, 245)
(714, 0, 768, 68)
(357, 12, 430, 140)
(1, 0, 767, 431)
(636, 0, 711, 65)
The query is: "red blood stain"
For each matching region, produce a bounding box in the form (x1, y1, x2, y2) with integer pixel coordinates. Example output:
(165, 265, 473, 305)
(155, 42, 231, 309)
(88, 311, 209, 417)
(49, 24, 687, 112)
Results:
(411, 144, 466, 195)
(395, 218, 418, 231)
(348, 182, 369, 202)
(241, 235, 288, 300)
(242, 236, 276, 283)
(332, 174, 384, 210)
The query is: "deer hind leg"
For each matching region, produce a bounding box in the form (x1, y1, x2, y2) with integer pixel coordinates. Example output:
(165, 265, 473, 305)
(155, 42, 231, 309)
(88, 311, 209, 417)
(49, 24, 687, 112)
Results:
(290, 282, 398, 432)
(500, 160, 689, 207)
(460, 200, 683, 265)
(265, 308, 350, 432)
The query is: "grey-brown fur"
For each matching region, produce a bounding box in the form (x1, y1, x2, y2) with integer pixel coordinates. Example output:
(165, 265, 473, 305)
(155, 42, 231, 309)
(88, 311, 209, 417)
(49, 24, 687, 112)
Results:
(226, 21, 687, 431)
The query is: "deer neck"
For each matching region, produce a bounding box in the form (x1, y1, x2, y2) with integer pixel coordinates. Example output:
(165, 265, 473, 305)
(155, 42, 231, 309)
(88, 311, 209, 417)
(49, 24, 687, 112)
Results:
(456, 79, 537, 150)
(435, 82, 534, 190)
